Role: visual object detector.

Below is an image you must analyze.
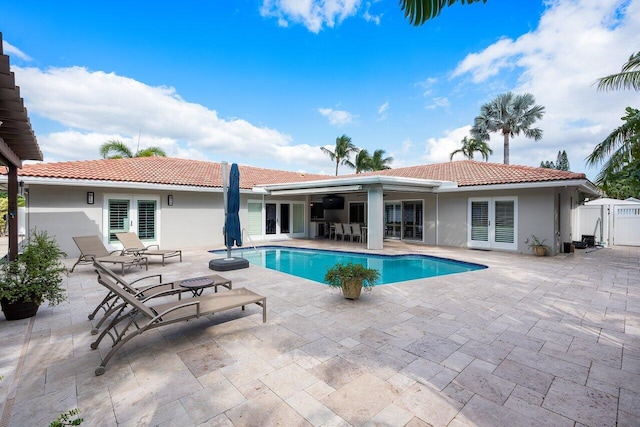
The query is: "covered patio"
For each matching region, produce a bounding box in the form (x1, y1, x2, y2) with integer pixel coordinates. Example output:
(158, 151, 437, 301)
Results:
(0, 32, 43, 260)
(1, 241, 638, 426)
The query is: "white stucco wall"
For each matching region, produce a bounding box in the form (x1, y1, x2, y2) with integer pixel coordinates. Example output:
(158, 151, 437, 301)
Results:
(25, 184, 226, 257)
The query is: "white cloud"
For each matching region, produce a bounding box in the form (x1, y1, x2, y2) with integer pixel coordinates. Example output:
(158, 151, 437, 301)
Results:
(425, 97, 450, 110)
(2, 40, 32, 62)
(260, 0, 361, 33)
(363, 1, 383, 24)
(417, 77, 438, 96)
(377, 101, 389, 120)
(318, 107, 357, 126)
(12, 66, 358, 167)
(422, 126, 474, 164)
(451, 0, 640, 176)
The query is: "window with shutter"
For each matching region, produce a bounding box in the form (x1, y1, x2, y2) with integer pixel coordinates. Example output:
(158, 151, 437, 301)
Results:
(108, 199, 130, 243)
(137, 200, 156, 240)
(494, 200, 514, 244)
(468, 197, 517, 250)
(471, 201, 489, 242)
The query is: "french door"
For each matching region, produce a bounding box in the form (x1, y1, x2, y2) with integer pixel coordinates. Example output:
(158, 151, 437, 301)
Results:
(468, 197, 517, 250)
(249, 200, 305, 238)
(103, 195, 161, 245)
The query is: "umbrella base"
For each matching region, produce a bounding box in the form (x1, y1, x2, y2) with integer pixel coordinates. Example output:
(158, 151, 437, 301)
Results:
(209, 257, 250, 271)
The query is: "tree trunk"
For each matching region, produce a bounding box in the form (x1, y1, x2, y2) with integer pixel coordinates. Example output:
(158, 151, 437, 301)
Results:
(503, 132, 510, 164)
(335, 159, 339, 176)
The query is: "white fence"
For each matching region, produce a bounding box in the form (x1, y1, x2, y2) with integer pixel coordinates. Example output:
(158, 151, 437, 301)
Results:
(575, 203, 640, 247)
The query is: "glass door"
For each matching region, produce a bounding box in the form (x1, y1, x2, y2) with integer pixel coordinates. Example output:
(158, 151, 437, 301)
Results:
(402, 201, 423, 241)
(468, 197, 517, 250)
(385, 202, 402, 238)
(265, 203, 277, 234)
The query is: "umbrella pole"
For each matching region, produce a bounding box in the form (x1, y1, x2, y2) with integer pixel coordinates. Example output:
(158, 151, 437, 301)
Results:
(221, 161, 232, 259)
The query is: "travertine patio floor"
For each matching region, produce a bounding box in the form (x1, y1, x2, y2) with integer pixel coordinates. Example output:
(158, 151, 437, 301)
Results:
(1, 240, 638, 426)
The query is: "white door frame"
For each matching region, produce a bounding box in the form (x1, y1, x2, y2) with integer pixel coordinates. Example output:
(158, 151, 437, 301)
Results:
(102, 194, 162, 249)
(468, 196, 518, 250)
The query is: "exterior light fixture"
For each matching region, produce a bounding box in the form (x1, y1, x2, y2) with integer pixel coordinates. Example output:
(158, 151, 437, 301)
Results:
(168, 195, 174, 206)
(87, 192, 95, 204)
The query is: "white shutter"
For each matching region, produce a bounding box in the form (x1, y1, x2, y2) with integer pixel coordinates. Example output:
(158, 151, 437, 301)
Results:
(494, 200, 514, 244)
(108, 200, 130, 243)
(137, 200, 157, 240)
(471, 201, 489, 242)
(247, 202, 262, 235)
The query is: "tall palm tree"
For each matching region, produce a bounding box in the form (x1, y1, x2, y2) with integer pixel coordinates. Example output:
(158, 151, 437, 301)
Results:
(471, 92, 545, 165)
(370, 149, 393, 170)
(597, 52, 640, 92)
(320, 135, 359, 176)
(355, 149, 372, 174)
(99, 139, 167, 159)
(400, 0, 487, 26)
(449, 136, 493, 161)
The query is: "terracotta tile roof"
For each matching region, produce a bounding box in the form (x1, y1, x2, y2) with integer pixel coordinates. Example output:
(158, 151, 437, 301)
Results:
(349, 160, 587, 187)
(10, 158, 588, 189)
(14, 157, 332, 190)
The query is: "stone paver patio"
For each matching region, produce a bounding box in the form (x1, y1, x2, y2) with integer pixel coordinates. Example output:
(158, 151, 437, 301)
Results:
(1, 240, 639, 426)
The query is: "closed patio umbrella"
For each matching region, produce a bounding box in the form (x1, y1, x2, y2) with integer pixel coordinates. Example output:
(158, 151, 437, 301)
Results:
(225, 163, 242, 255)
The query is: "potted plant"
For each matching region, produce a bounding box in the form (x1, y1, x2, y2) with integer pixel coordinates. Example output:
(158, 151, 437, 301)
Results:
(0, 229, 68, 320)
(324, 262, 380, 300)
(526, 235, 548, 257)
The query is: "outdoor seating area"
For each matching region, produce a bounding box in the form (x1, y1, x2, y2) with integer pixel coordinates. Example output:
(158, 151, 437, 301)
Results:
(1, 241, 639, 426)
(329, 223, 368, 243)
(116, 232, 183, 266)
(70, 235, 148, 275)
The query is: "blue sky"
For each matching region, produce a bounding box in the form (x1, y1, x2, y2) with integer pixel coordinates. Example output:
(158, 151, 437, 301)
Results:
(2, 0, 639, 180)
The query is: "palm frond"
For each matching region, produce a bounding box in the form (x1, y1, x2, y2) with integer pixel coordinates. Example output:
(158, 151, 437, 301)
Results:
(596, 52, 640, 92)
(399, 0, 488, 26)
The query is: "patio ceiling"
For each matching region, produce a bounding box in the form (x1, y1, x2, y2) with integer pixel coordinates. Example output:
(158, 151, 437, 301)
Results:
(0, 32, 43, 168)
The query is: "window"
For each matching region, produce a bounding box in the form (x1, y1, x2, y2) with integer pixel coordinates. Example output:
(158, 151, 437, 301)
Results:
(349, 202, 366, 223)
(108, 199, 130, 243)
(137, 200, 157, 240)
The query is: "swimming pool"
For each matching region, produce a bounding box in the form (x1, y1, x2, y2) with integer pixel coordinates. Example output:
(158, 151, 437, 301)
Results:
(212, 246, 486, 285)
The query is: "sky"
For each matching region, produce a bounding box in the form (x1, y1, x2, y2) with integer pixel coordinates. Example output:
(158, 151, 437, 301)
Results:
(1, 0, 639, 180)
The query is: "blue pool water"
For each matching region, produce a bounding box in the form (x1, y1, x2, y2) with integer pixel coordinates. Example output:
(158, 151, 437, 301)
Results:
(212, 246, 486, 285)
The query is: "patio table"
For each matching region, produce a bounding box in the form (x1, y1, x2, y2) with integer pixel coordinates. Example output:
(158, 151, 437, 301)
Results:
(178, 274, 232, 297)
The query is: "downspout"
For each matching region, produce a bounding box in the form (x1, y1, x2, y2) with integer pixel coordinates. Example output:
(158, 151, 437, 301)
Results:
(436, 193, 439, 246)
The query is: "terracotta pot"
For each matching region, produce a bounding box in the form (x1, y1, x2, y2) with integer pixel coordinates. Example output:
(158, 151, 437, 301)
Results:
(1, 298, 40, 320)
(533, 246, 546, 257)
(341, 279, 363, 300)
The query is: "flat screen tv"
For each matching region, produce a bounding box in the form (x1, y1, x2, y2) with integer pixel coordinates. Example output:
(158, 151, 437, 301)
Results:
(322, 195, 344, 210)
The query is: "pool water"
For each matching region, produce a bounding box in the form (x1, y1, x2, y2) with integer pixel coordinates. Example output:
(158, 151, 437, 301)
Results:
(213, 246, 486, 285)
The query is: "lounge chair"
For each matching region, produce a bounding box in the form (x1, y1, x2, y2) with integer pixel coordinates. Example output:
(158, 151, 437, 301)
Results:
(91, 260, 266, 375)
(71, 235, 147, 275)
(116, 232, 182, 266)
(88, 265, 232, 335)
(335, 223, 344, 241)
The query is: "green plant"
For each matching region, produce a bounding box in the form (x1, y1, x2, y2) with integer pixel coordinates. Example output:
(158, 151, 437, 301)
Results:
(0, 229, 68, 305)
(324, 262, 380, 291)
(525, 235, 548, 249)
(49, 408, 83, 427)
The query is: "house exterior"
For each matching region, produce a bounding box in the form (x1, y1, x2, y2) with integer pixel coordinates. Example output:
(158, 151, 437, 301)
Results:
(3, 157, 600, 257)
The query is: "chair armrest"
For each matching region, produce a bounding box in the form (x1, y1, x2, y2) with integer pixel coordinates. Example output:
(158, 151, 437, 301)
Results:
(139, 287, 183, 301)
(109, 250, 122, 255)
(149, 300, 201, 323)
(146, 244, 160, 250)
(129, 274, 163, 286)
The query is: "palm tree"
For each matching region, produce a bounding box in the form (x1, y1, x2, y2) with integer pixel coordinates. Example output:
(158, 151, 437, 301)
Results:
(586, 107, 640, 186)
(320, 135, 359, 176)
(355, 149, 372, 174)
(400, 0, 487, 26)
(449, 136, 493, 161)
(100, 139, 167, 159)
(370, 149, 393, 170)
(597, 52, 640, 92)
(471, 92, 545, 165)
(587, 52, 640, 188)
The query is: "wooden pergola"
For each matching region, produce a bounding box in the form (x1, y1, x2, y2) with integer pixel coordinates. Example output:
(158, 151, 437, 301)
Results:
(0, 32, 43, 260)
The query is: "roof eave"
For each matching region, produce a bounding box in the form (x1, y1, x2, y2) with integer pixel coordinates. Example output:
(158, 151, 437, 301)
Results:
(435, 179, 601, 195)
